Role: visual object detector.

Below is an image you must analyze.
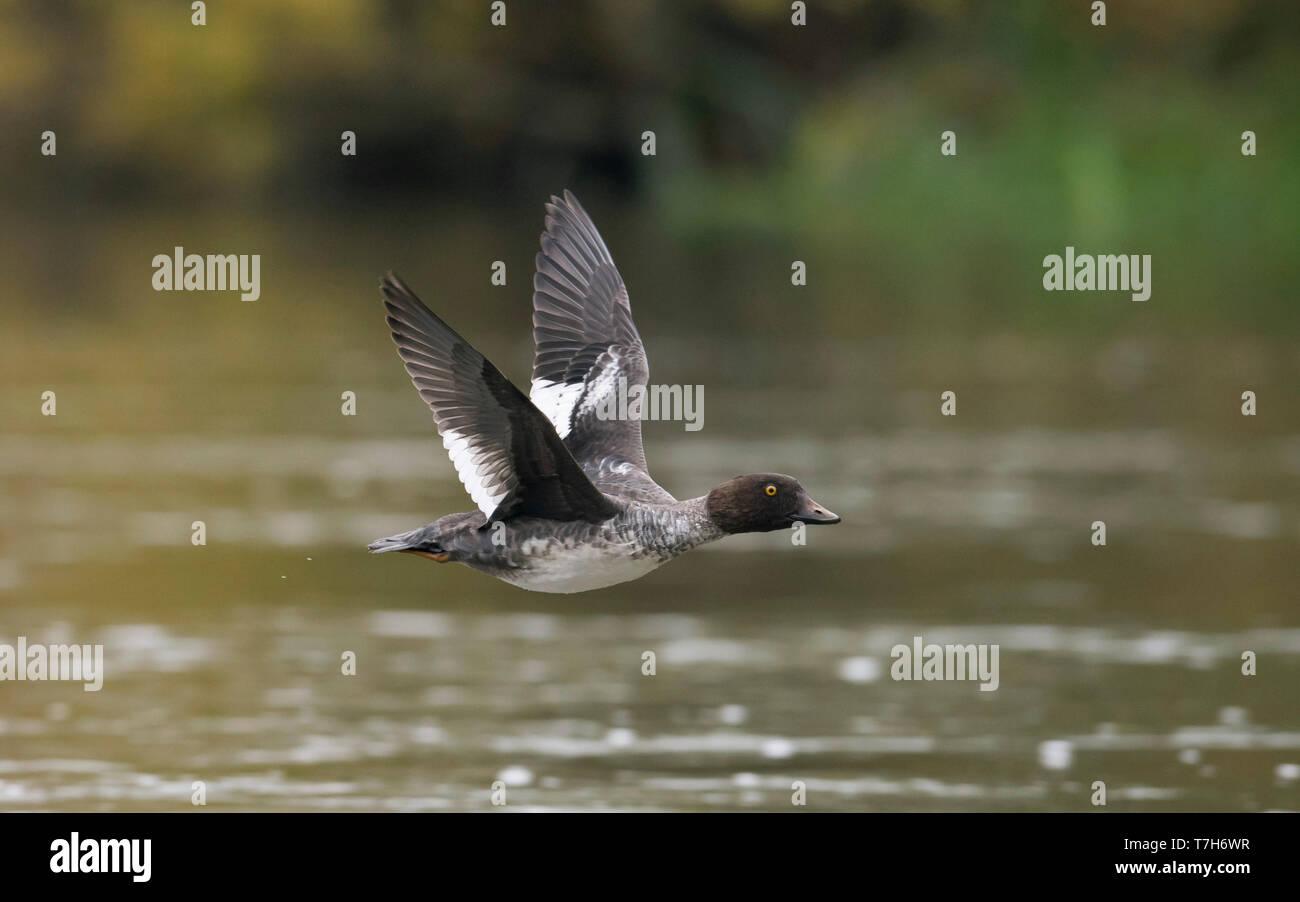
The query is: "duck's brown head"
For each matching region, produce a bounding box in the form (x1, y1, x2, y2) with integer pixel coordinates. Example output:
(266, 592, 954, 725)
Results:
(705, 473, 840, 535)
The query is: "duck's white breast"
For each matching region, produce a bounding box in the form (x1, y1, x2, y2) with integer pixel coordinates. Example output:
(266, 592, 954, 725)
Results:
(497, 538, 666, 594)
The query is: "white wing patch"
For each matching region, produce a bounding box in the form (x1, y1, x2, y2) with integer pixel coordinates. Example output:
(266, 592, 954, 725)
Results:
(531, 349, 630, 441)
(529, 379, 585, 439)
(580, 357, 620, 419)
(442, 427, 511, 518)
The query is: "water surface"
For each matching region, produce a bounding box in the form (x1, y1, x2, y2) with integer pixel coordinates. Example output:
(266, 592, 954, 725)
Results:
(1, 215, 1297, 811)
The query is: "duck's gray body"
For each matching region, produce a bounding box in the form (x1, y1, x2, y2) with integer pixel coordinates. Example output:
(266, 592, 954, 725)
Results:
(369, 191, 839, 593)
(373, 497, 722, 593)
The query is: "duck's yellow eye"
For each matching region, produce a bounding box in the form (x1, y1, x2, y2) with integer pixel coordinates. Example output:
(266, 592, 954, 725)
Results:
(765, 484, 777, 496)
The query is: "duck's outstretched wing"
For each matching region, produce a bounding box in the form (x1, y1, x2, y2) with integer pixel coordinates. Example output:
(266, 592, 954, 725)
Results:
(529, 191, 675, 503)
(381, 272, 618, 524)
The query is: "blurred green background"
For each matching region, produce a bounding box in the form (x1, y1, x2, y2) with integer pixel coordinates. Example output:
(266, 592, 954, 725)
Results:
(1, 0, 1297, 811)
(2, 0, 1299, 325)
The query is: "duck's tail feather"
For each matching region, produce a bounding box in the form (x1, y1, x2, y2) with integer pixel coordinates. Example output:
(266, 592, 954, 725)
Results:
(368, 526, 442, 555)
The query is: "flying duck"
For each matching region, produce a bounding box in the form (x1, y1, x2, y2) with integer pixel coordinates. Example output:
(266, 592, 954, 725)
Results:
(369, 191, 840, 593)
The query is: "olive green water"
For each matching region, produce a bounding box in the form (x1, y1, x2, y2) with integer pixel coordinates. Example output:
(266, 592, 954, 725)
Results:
(1, 211, 1297, 812)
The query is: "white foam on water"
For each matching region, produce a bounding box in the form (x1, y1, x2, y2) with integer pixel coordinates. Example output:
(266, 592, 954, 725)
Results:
(1038, 740, 1073, 770)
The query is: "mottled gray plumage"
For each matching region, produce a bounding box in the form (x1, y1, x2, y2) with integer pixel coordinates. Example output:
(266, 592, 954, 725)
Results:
(369, 191, 840, 593)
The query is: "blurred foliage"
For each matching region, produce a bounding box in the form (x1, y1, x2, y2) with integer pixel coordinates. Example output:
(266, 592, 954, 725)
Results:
(0, 0, 1297, 328)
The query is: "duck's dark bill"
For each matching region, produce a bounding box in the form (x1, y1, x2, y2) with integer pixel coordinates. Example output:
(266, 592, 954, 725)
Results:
(793, 494, 841, 524)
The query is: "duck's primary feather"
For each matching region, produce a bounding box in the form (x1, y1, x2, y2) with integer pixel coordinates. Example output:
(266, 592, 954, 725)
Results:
(529, 191, 676, 505)
(381, 273, 618, 525)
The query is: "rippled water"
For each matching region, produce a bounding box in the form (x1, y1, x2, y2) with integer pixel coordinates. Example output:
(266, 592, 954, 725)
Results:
(1, 217, 1297, 811)
(3, 422, 1298, 811)
(3, 603, 1299, 811)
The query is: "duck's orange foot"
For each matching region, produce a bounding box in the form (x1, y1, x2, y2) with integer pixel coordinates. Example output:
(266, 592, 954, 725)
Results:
(401, 549, 451, 562)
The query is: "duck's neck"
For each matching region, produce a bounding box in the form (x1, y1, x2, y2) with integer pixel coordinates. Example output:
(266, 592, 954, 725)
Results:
(619, 496, 725, 557)
(672, 495, 726, 548)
